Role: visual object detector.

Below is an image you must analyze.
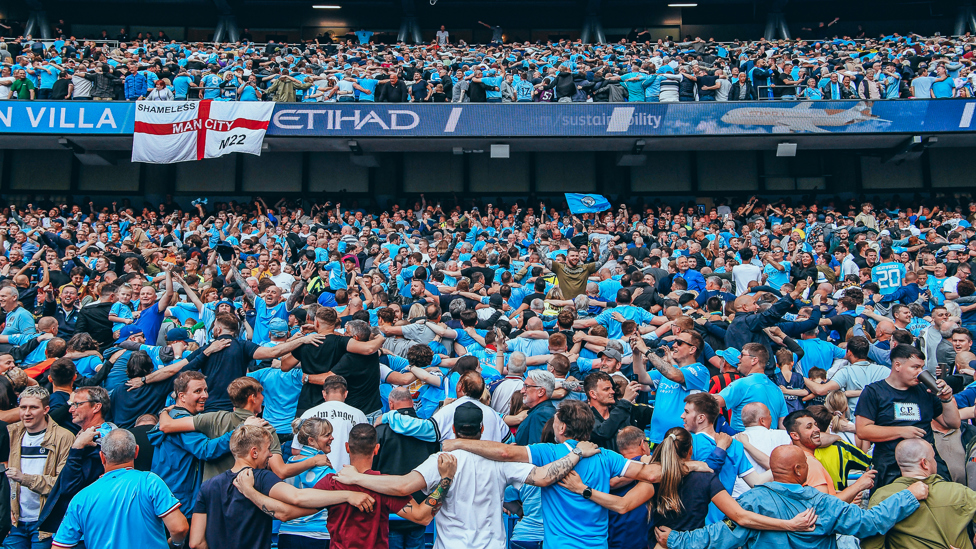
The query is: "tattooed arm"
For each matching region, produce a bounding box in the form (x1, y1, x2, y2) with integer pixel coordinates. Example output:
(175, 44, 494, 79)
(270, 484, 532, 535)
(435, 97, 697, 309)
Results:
(645, 346, 687, 385)
(396, 453, 457, 524)
(229, 264, 257, 306)
(524, 441, 602, 487)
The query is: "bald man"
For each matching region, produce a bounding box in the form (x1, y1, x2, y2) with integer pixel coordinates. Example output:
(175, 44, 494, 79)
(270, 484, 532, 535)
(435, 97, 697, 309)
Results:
(863, 439, 976, 549)
(732, 402, 792, 497)
(724, 282, 807, 374)
(657, 445, 930, 549)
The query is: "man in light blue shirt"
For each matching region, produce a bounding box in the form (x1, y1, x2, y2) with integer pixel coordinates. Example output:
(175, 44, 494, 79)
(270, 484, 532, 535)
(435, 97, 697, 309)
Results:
(577, 288, 656, 340)
(796, 328, 846, 376)
(53, 429, 189, 549)
(715, 343, 789, 431)
(871, 248, 906, 296)
(247, 319, 304, 434)
(762, 248, 792, 291)
(632, 332, 711, 443)
(200, 66, 221, 99)
(1, 286, 37, 336)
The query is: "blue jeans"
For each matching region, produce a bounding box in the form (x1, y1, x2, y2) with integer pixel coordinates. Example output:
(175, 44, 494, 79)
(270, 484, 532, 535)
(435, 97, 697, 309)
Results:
(277, 534, 330, 549)
(388, 526, 426, 549)
(4, 521, 52, 549)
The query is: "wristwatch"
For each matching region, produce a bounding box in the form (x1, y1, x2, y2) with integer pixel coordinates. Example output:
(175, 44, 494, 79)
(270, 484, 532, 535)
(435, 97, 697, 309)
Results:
(582, 486, 593, 500)
(571, 446, 583, 458)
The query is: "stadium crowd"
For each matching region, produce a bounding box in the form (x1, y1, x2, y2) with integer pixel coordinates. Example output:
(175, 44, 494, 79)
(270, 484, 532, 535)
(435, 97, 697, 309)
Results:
(0, 190, 974, 549)
(2, 26, 976, 101)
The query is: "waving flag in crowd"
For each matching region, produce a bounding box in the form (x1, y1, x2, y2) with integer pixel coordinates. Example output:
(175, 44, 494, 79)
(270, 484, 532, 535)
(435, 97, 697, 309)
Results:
(565, 193, 611, 214)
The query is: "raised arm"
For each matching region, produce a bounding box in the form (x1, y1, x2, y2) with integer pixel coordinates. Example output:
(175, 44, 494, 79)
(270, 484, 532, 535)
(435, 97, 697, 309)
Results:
(157, 266, 175, 310)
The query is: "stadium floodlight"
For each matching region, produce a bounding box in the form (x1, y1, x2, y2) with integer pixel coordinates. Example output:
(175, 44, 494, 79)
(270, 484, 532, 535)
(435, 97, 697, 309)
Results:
(668, 3, 698, 6)
(313, 5, 342, 9)
(776, 143, 797, 157)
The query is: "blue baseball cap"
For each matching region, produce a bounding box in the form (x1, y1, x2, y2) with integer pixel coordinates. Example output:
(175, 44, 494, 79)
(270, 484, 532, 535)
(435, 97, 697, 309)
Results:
(116, 325, 145, 344)
(716, 348, 741, 367)
(166, 328, 192, 343)
(268, 318, 289, 337)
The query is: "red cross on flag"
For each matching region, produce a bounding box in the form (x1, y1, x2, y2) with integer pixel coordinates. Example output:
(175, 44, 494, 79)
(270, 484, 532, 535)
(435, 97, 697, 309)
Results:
(131, 100, 275, 164)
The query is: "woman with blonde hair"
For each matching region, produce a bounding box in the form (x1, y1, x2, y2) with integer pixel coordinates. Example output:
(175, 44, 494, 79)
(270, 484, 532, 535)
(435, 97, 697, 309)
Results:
(277, 417, 335, 549)
(823, 390, 867, 451)
(558, 427, 816, 548)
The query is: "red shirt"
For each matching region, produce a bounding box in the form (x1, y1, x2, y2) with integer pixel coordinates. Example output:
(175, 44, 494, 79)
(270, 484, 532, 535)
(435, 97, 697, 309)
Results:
(315, 470, 410, 549)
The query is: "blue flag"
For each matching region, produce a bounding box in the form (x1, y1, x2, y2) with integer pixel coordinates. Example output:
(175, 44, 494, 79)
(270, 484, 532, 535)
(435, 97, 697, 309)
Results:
(565, 193, 611, 214)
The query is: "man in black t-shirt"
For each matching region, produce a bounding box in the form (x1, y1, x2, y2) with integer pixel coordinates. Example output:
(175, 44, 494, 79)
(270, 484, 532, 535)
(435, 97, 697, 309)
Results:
(450, 250, 496, 284)
(696, 72, 718, 101)
(854, 344, 959, 487)
(328, 320, 383, 418)
(279, 307, 385, 415)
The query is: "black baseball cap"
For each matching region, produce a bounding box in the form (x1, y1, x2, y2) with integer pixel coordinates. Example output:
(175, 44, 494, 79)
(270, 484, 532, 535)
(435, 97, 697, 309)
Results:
(454, 402, 483, 437)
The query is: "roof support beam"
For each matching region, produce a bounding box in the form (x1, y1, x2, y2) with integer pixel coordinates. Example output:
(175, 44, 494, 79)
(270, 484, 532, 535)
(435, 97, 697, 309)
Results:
(764, 0, 790, 41)
(212, 0, 239, 43)
(398, 0, 422, 44)
(581, 0, 605, 44)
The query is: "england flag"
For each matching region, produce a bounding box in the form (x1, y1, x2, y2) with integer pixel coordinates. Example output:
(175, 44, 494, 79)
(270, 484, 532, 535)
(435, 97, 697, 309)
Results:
(131, 100, 275, 164)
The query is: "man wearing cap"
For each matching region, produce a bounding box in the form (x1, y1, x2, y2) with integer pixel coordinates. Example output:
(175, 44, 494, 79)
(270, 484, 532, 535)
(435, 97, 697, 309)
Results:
(98, 324, 146, 392)
(711, 347, 744, 395)
(246, 318, 306, 441)
(337, 401, 601, 549)
(117, 327, 193, 370)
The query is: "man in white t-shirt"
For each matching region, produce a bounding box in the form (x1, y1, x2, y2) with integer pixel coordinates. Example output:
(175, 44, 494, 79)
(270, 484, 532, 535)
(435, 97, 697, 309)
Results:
(300, 375, 367, 470)
(943, 262, 971, 300)
(732, 402, 792, 496)
(432, 373, 512, 442)
(732, 248, 763, 296)
(435, 25, 450, 45)
(268, 259, 297, 295)
(334, 402, 600, 549)
(490, 352, 526, 415)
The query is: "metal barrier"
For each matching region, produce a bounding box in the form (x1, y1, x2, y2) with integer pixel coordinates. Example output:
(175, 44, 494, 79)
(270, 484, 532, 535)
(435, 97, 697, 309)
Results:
(36, 39, 119, 49)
